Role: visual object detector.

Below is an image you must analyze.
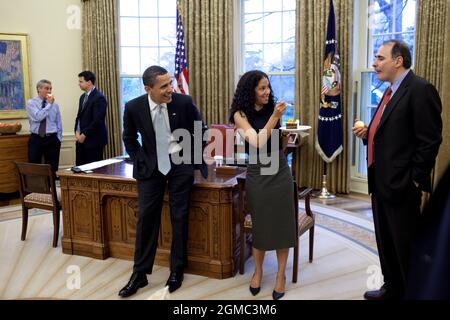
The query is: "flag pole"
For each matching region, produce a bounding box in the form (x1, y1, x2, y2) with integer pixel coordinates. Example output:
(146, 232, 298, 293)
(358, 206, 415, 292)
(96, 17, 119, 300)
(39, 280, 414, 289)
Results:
(313, 161, 336, 199)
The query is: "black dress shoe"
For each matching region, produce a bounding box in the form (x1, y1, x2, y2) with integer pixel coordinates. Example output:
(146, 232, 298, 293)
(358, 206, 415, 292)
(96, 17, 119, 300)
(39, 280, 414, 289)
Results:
(364, 285, 401, 300)
(166, 271, 184, 293)
(118, 272, 148, 298)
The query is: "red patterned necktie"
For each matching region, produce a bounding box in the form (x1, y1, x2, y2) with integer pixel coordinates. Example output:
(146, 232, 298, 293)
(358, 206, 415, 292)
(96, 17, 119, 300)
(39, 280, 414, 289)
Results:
(367, 87, 392, 167)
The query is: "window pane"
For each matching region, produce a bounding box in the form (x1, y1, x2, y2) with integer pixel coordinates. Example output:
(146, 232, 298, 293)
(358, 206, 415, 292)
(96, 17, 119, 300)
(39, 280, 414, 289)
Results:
(282, 42, 295, 71)
(120, 18, 140, 46)
(140, 18, 158, 46)
(158, 0, 176, 17)
(121, 47, 140, 75)
(263, 12, 282, 43)
(263, 43, 282, 72)
(244, 0, 263, 14)
(269, 74, 295, 104)
(140, 47, 159, 73)
(368, 72, 388, 121)
(369, 0, 392, 34)
(139, 0, 158, 16)
(264, 0, 282, 12)
(159, 47, 175, 74)
(121, 77, 145, 107)
(401, 0, 416, 32)
(283, 0, 296, 11)
(120, 0, 139, 17)
(244, 14, 263, 44)
(371, 34, 392, 61)
(244, 44, 263, 71)
(159, 18, 177, 47)
(283, 10, 296, 42)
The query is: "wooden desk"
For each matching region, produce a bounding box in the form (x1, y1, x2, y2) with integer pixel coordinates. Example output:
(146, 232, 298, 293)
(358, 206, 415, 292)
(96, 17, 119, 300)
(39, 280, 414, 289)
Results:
(57, 161, 246, 279)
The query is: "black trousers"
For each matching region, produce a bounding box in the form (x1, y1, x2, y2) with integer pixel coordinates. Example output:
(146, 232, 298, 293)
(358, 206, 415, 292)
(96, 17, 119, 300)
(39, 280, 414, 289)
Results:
(372, 186, 422, 296)
(75, 143, 104, 166)
(28, 133, 61, 172)
(133, 162, 194, 274)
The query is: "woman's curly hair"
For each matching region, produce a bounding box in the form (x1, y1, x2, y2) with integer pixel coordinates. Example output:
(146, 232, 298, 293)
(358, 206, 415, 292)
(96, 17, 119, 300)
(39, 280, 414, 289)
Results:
(229, 70, 275, 124)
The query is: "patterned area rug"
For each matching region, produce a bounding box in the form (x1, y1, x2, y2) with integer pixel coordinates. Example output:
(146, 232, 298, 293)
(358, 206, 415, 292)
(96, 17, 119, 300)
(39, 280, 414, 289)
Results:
(306, 202, 377, 255)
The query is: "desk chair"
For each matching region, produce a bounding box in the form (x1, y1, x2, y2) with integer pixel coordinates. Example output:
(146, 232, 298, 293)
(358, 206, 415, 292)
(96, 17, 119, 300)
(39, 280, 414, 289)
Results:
(15, 162, 61, 247)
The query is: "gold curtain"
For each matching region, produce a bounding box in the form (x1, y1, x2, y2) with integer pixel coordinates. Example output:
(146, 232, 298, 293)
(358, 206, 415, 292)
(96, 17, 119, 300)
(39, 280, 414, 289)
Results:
(179, 0, 234, 124)
(294, 0, 353, 193)
(81, 0, 122, 158)
(415, 0, 450, 185)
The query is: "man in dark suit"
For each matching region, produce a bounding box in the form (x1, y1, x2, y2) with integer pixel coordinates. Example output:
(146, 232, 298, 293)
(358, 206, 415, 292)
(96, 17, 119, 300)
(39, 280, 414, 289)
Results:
(353, 40, 442, 300)
(74, 70, 108, 166)
(119, 66, 207, 298)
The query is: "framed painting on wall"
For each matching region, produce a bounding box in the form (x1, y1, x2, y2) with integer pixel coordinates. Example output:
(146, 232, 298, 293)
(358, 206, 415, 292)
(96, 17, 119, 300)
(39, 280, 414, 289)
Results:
(0, 33, 31, 119)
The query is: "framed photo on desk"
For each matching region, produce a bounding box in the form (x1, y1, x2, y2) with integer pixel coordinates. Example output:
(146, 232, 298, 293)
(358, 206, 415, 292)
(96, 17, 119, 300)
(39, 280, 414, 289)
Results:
(287, 133, 298, 144)
(0, 33, 31, 119)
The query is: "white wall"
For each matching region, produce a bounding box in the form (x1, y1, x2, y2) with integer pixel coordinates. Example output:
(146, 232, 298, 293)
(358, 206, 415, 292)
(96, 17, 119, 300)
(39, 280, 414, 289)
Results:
(0, 0, 82, 167)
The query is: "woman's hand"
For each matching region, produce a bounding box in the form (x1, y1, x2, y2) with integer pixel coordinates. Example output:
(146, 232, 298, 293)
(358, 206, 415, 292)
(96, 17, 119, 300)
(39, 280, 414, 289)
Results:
(273, 101, 286, 118)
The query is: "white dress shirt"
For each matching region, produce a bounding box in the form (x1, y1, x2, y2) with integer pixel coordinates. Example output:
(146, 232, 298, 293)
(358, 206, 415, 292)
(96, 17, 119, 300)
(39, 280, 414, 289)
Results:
(148, 95, 182, 154)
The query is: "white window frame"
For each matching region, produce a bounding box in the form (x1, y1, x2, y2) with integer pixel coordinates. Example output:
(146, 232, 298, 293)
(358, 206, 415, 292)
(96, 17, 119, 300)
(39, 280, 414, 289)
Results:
(350, 0, 371, 194)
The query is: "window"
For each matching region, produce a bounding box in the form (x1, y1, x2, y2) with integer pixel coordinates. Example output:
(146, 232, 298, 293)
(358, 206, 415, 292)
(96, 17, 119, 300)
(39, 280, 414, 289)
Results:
(241, 0, 296, 124)
(367, 0, 417, 67)
(351, 0, 417, 192)
(119, 0, 177, 151)
(119, 0, 177, 107)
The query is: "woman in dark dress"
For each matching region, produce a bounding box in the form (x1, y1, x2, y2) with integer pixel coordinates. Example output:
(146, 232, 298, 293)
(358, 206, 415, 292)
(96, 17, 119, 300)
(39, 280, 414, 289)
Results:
(229, 70, 296, 300)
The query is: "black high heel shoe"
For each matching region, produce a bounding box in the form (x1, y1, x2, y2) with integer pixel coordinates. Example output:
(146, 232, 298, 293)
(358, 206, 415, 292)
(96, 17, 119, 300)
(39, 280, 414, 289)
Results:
(249, 285, 261, 296)
(272, 290, 285, 300)
(249, 274, 261, 296)
(272, 276, 286, 300)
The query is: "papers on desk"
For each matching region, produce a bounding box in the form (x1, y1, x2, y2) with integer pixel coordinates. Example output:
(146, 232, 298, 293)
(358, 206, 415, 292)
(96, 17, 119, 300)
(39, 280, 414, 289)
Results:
(69, 158, 124, 173)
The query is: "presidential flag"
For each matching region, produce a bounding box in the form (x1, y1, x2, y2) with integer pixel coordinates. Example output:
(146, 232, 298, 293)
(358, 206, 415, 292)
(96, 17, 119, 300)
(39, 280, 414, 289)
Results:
(315, 0, 343, 163)
(173, 4, 189, 95)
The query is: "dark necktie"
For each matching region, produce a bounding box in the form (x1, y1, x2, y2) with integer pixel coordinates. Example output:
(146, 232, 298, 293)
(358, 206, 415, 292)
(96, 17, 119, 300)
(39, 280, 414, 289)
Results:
(38, 99, 47, 137)
(367, 87, 392, 167)
(81, 93, 89, 111)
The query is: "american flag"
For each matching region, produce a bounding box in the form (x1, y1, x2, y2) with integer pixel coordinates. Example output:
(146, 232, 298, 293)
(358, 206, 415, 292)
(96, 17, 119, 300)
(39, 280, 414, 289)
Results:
(173, 5, 189, 95)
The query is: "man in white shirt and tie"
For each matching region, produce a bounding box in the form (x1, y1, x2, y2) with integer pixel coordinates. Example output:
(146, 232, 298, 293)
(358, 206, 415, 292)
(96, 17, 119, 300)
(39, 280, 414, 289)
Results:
(26, 79, 63, 172)
(119, 66, 207, 297)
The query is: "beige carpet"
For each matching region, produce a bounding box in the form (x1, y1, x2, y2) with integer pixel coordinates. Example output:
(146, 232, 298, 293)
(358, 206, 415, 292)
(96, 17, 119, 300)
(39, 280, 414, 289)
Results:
(0, 204, 379, 300)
